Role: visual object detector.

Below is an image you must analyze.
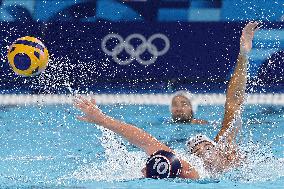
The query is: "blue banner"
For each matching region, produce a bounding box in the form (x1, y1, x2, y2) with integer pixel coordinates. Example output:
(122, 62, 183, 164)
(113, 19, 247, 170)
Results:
(0, 22, 283, 94)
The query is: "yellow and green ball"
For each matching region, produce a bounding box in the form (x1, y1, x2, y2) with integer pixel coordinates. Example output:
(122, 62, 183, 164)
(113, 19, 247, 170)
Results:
(7, 36, 49, 76)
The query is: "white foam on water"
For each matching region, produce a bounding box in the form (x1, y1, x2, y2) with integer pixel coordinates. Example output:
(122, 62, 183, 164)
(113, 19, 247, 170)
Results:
(0, 155, 55, 161)
(225, 142, 284, 183)
(58, 126, 284, 183)
(30, 55, 98, 94)
(64, 129, 217, 182)
(31, 56, 74, 94)
(174, 149, 212, 179)
(66, 127, 146, 182)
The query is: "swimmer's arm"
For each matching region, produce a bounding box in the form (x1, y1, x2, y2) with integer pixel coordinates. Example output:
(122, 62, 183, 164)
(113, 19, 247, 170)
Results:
(74, 96, 171, 156)
(74, 96, 200, 180)
(108, 120, 201, 179)
(103, 118, 200, 179)
(214, 53, 247, 143)
(97, 118, 172, 156)
(215, 22, 259, 144)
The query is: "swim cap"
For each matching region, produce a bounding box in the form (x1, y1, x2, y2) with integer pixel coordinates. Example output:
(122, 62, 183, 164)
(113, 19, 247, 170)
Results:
(186, 134, 215, 153)
(170, 90, 198, 112)
(145, 150, 182, 179)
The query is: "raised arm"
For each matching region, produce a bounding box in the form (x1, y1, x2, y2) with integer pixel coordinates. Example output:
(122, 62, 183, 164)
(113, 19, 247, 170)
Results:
(215, 22, 260, 143)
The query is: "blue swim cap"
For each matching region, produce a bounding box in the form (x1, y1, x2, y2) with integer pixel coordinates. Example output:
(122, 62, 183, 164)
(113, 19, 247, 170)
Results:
(146, 150, 182, 179)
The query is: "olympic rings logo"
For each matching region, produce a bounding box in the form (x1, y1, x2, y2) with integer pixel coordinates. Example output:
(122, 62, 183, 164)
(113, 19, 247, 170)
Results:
(101, 33, 170, 65)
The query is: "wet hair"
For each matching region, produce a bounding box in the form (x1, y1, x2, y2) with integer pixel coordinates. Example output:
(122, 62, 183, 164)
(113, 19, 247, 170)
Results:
(145, 150, 182, 179)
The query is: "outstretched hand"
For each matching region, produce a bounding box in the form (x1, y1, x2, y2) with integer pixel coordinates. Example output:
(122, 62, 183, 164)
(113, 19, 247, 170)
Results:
(240, 21, 260, 55)
(73, 96, 108, 125)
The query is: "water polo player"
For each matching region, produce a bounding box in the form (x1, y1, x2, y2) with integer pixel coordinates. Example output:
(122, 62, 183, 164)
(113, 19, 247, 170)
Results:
(186, 21, 260, 174)
(74, 21, 260, 179)
(170, 91, 208, 124)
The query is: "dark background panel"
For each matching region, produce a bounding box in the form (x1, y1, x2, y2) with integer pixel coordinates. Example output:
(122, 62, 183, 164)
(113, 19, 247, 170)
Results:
(0, 21, 283, 94)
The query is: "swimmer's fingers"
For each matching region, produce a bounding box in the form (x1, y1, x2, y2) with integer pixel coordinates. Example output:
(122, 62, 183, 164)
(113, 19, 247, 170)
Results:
(73, 98, 87, 109)
(90, 98, 97, 106)
(88, 98, 102, 112)
(74, 100, 102, 120)
(243, 22, 258, 33)
(253, 23, 262, 32)
(240, 21, 260, 54)
(244, 21, 262, 33)
(77, 97, 101, 113)
(73, 100, 88, 113)
(74, 98, 93, 112)
(73, 98, 83, 108)
(251, 21, 262, 32)
(76, 95, 93, 106)
(74, 97, 97, 111)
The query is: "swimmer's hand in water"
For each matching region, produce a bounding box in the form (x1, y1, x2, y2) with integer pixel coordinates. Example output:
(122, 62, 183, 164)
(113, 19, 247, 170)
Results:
(240, 21, 260, 55)
(74, 96, 109, 125)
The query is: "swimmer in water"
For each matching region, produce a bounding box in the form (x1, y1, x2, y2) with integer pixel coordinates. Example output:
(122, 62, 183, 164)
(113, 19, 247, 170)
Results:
(74, 21, 260, 179)
(171, 91, 208, 124)
(186, 21, 260, 174)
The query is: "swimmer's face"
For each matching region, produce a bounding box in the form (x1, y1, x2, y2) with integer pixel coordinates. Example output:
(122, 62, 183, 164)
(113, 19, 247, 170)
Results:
(191, 141, 215, 159)
(191, 142, 236, 172)
(190, 141, 228, 172)
(171, 95, 193, 122)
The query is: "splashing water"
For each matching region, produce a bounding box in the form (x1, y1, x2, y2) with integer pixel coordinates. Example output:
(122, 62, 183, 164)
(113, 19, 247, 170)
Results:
(65, 127, 146, 182)
(225, 142, 284, 183)
(30, 55, 98, 94)
(0, 103, 283, 189)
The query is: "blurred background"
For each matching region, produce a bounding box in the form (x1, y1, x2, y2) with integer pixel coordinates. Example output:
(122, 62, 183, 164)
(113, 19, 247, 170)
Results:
(0, 0, 283, 94)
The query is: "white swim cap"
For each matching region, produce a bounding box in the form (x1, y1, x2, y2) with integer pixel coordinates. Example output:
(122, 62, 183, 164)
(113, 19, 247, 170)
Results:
(170, 90, 198, 112)
(186, 134, 215, 153)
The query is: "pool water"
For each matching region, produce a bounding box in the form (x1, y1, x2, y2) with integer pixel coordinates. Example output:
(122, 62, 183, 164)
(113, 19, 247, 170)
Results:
(0, 103, 283, 188)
